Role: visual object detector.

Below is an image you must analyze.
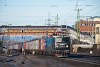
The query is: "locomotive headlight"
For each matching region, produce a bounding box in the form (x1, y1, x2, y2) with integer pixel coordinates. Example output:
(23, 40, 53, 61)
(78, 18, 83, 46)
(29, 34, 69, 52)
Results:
(56, 45, 58, 48)
(66, 45, 68, 48)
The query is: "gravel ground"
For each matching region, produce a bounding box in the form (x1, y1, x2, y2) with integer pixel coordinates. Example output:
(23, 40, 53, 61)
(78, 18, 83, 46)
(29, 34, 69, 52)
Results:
(0, 54, 75, 67)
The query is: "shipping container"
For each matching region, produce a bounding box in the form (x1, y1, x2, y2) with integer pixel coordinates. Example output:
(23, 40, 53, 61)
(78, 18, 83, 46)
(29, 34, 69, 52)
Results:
(40, 38, 45, 50)
(13, 45, 19, 49)
(33, 40, 36, 49)
(25, 42, 28, 49)
(45, 37, 55, 53)
(39, 39, 41, 50)
(31, 40, 35, 49)
(25, 39, 41, 54)
(36, 39, 39, 49)
(8, 46, 13, 49)
(30, 41, 33, 49)
(23, 42, 26, 49)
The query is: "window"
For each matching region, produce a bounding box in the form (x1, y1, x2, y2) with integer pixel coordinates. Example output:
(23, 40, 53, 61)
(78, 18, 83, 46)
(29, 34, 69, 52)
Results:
(89, 24, 91, 26)
(89, 32, 91, 34)
(96, 27, 100, 34)
(87, 24, 88, 26)
(93, 32, 95, 34)
(85, 23, 86, 26)
(81, 23, 85, 26)
(61, 25, 66, 28)
(92, 23, 95, 26)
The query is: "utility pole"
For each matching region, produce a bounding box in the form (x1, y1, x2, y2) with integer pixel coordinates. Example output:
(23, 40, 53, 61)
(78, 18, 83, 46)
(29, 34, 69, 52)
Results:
(7, 24, 12, 54)
(76, 9, 82, 44)
(55, 14, 60, 26)
(75, 0, 82, 44)
(46, 12, 52, 26)
(5, 0, 7, 25)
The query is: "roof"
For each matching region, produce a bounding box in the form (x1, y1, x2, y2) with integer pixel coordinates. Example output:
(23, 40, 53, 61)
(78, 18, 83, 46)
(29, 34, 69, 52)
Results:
(80, 19, 100, 23)
(0, 25, 61, 28)
(67, 26, 90, 36)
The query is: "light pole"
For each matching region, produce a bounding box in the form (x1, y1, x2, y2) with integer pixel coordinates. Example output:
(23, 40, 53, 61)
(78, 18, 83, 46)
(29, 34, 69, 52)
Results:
(7, 24, 12, 54)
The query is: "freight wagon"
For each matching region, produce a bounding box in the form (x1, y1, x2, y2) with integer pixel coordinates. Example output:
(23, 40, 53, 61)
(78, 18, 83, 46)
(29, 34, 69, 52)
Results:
(7, 43, 22, 54)
(23, 36, 55, 55)
(23, 38, 41, 54)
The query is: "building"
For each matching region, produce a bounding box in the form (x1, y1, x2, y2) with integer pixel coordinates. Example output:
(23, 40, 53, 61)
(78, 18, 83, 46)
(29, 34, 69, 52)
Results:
(75, 19, 100, 36)
(95, 23, 100, 44)
(94, 18, 100, 21)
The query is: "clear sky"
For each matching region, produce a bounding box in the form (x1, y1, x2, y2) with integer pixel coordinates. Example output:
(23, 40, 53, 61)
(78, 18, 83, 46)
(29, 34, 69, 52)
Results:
(0, 0, 100, 26)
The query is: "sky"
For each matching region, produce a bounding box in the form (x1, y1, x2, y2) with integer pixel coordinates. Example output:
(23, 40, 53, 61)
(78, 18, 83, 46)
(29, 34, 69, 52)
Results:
(0, 0, 100, 26)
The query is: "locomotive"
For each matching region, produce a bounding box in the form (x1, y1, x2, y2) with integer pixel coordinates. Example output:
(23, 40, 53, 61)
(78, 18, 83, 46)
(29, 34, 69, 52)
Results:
(55, 36, 70, 57)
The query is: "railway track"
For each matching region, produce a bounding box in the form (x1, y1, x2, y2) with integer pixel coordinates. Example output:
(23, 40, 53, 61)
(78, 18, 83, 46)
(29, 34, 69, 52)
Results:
(34, 54, 100, 67)
(62, 57, 100, 65)
(61, 54, 100, 67)
(0, 53, 21, 63)
(0, 53, 100, 67)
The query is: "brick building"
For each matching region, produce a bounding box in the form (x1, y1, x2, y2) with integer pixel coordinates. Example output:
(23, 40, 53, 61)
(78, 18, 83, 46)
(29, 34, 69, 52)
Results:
(75, 19, 100, 35)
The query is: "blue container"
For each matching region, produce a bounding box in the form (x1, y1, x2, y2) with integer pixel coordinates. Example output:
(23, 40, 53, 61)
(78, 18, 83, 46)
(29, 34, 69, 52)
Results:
(45, 37, 55, 52)
(45, 37, 55, 47)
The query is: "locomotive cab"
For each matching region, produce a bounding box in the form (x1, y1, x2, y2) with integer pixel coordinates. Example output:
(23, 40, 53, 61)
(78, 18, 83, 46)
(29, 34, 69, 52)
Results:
(55, 37, 70, 57)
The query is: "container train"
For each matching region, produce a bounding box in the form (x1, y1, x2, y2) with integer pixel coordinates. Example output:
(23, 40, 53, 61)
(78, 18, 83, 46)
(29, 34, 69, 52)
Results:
(8, 35, 70, 57)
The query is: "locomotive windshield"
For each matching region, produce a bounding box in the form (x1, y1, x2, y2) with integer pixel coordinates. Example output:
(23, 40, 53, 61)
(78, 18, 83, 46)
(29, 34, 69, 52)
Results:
(62, 37, 70, 43)
(60, 43, 66, 45)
